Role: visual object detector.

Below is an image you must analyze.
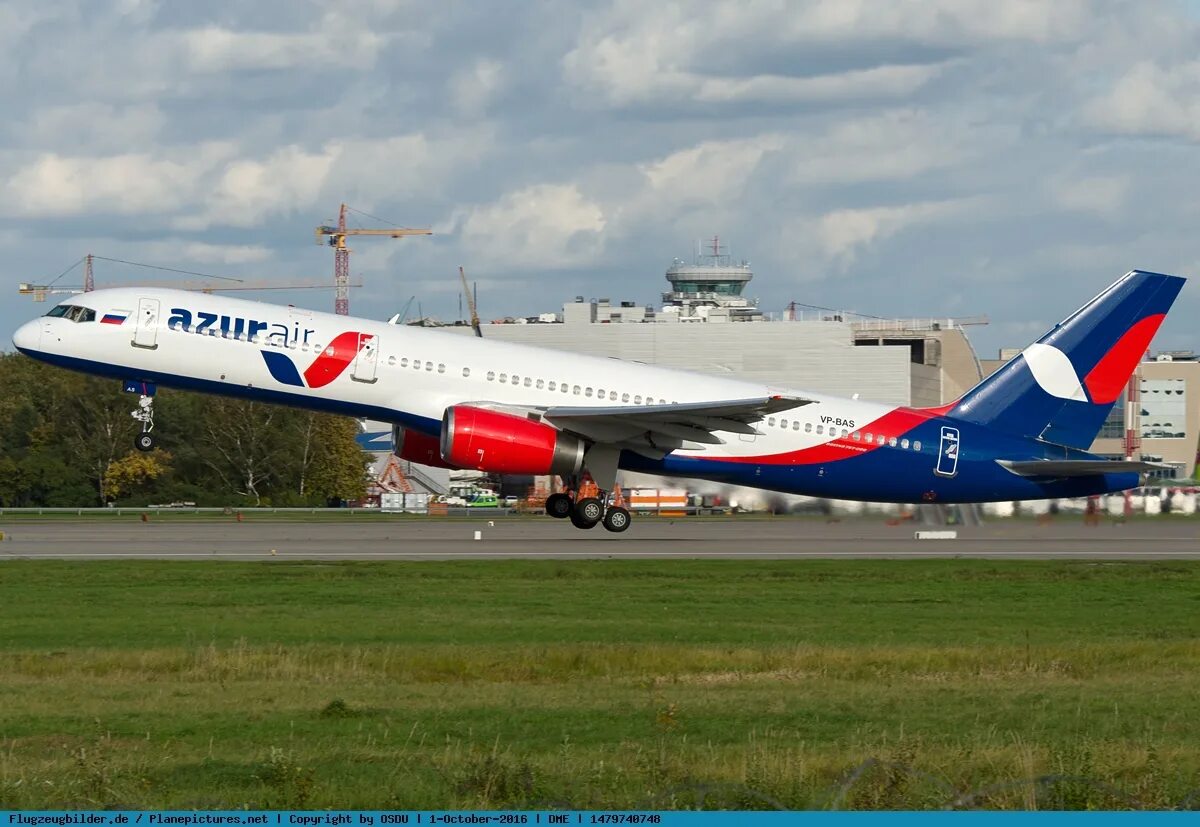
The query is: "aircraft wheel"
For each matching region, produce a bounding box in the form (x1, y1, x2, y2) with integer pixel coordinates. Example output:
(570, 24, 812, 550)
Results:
(571, 497, 603, 529)
(545, 493, 573, 519)
(602, 506, 631, 533)
(134, 433, 155, 452)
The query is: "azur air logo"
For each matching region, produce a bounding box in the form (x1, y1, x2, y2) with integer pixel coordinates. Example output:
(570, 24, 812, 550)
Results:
(166, 306, 370, 390)
(261, 332, 373, 389)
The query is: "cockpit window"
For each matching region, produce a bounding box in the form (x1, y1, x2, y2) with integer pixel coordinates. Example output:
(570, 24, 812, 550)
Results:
(45, 304, 95, 322)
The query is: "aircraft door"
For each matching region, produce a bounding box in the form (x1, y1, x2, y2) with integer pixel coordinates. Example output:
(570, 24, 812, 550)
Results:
(935, 426, 960, 477)
(351, 333, 379, 382)
(132, 298, 160, 349)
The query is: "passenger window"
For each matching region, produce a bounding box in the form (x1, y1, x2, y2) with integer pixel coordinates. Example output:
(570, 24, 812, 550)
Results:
(914, 440, 922, 451)
(597, 389, 605, 398)
(511, 374, 519, 385)
(865, 432, 873, 442)
(634, 395, 643, 404)
(413, 360, 421, 370)
(585, 387, 593, 397)
(524, 377, 532, 387)
(877, 434, 886, 445)
(901, 438, 910, 449)
(487, 371, 495, 381)
(536, 379, 544, 389)
(438, 364, 445, 374)
(622, 393, 629, 403)
(888, 437, 897, 447)
(562, 384, 569, 393)
(841, 428, 849, 437)
(816, 424, 824, 434)
(500, 373, 508, 383)
(426, 362, 433, 372)
(768, 417, 776, 426)
(805, 422, 812, 433)
(780, 419, 788, 429)
(852, 431, 861, 442)
(573, 385, 581, 395)
(401, 358, 409, 367)
(462, 367, 470, 377)
(548, 381, 556, 391)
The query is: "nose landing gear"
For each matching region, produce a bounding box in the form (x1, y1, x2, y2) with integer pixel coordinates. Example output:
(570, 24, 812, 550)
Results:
(131, 394, 155, 451)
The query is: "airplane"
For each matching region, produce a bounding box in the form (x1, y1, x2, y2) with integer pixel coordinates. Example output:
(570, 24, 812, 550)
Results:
(10, 269, 1185, 533)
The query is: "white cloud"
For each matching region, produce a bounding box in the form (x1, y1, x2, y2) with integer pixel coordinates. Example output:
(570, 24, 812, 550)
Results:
(450, 59, 504, 115)
(564, 0, 1097, 109)
(4, 144, 234, 218)
(460, 184, 607, 269)
(182, 23, 387, 73)
(1083, 60, 1200, 141)
(1050, 175, 1130, 216)
(814, 200, 965, 265)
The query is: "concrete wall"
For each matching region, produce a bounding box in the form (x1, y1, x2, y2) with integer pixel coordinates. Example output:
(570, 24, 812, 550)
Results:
(449, 320, 917, 404)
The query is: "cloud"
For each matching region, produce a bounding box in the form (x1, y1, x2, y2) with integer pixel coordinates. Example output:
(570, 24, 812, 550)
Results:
(814, 200, 967, 265)
(460, 184, 607, 269)
(563, 0, 1096, 109)
(1050, 175, 1130, 216)
(1083, 60, 1200, 141)
(181, 23, 387, 73)
(450, 59, 504, 115)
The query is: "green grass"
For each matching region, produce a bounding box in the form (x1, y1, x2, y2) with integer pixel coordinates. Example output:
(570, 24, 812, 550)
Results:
(1, 560, 1198, 809)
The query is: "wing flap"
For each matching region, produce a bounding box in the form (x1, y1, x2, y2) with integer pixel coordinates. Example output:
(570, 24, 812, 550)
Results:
(542, 395, 815, 465)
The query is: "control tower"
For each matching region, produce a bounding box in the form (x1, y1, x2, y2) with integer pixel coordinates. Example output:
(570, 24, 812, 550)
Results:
(662, 236, 762, 321)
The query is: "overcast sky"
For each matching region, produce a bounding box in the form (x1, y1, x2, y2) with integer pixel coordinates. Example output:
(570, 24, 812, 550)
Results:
(4, 0, 1200, 359)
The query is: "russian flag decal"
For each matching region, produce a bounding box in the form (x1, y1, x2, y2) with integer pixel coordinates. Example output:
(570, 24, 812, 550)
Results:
(101, 311, 129, 325)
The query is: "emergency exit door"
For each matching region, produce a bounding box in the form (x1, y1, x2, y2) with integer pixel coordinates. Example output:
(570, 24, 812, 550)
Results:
(351, 333, 378, 382)
(132, 298, 160, 349)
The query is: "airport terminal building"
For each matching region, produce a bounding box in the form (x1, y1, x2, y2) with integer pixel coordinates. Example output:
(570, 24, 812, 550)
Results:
(444, 244, 985, 408)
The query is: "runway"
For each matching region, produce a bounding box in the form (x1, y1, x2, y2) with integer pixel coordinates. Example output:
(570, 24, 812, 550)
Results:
(1, 516, 1199, 560)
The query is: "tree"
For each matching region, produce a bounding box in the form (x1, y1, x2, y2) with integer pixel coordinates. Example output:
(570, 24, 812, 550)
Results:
(305, 415, 369, 502)
(197, 398, 288, 505)
(102, 450, 172, 501)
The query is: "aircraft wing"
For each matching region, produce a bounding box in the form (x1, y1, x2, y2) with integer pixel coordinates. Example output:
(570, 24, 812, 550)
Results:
(542, 395, 814, 456)
(996, 459, 1170, 478)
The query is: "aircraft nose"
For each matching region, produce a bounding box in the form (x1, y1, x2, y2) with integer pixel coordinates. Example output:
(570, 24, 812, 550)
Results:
(12, 320, 40, 353)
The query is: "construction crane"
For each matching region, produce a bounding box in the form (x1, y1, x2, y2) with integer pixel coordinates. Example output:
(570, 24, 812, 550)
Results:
(458, 266, 482, 337)
(19, 255, 357, 301)
(315, 203, 432, 316)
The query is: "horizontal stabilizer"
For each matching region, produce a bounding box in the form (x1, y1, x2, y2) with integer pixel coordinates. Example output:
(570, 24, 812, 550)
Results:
(997, 459, 1168, 478)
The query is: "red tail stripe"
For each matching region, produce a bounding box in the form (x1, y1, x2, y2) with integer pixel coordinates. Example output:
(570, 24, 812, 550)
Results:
(719, 406, 945, 466)
(1083, 314, 1164, 404)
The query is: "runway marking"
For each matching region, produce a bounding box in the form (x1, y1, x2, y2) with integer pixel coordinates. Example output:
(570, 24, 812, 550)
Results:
(5, 551, 1200, 559)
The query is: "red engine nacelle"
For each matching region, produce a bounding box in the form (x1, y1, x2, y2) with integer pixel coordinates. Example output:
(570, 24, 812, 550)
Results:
(440, 405, 586, 475)
(392, 425, 456, 469)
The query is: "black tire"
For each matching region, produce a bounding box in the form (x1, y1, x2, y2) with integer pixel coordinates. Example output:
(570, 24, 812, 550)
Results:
(571, 497, 603, 529)
(602, 506, 631, 533)
(134, 433, 154, 452)
(545, 493, 573, 519)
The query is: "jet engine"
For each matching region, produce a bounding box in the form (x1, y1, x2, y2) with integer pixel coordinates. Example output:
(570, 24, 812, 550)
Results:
(440, 405, 586, 475)
(392, 424, 456, 469)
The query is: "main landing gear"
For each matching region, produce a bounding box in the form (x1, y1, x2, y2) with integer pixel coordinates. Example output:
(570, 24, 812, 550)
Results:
(546, 487, 631, 533)
(131, 394, 155, 452)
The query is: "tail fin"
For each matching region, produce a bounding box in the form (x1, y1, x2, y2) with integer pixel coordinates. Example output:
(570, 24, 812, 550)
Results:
(949, 270, 1186, 449)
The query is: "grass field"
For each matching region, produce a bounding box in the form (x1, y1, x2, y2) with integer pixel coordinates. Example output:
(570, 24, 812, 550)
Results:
(1, 559, 1198, 809)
